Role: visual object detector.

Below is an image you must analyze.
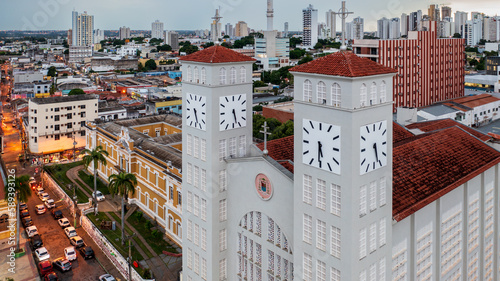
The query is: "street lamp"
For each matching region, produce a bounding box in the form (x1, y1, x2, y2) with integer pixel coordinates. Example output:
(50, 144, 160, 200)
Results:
(126, 233, 137, 281)
(68, 183, 77, 228)
(72, 134, 77, 162)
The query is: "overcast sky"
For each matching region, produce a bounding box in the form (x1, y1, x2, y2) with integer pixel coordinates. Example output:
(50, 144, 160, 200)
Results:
(0, 0, 499, 32)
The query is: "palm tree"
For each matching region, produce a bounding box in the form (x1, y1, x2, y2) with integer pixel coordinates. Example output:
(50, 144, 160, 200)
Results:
(3, 175, 31, 251)
(108, 172, 137, 244)
(82, 145, 109, 215)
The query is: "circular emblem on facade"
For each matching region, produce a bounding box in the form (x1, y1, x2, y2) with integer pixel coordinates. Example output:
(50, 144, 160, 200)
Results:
(255, 174, 273, 200)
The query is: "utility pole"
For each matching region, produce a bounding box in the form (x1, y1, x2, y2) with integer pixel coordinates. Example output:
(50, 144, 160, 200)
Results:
(126, 233, 137, 281)
(68, 183, 77, 228)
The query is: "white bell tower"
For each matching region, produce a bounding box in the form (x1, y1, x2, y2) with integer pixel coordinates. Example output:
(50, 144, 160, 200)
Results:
(290, 51, 397, 280)
(180, 45, 255, 281)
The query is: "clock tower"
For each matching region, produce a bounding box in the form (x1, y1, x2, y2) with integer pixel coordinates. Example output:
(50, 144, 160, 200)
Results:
(290, 52, 397, 280)
(179, 46, 255, 281)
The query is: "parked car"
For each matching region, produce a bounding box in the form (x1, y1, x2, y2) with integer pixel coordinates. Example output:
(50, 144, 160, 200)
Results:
(51, 209, 63, 219)
(64, 227, 77, 238)
(98, 274, 117, 281)
(64, 246, 77, 261)
(44, 199, 55, 209)
(20, 209, 29, 218)
(92, 191, 105, 201)
(58, 218, 70, 228)
(35, 204, 47, 215)
(38, 261, 53, 276)
(29, 177, 36, 184)
(69, 236, 84, 248)
(52, 258, 71, 272)
(26, 225, 39, 237)
(19, 202, 28, 211)
(22, 216, 33, 227)
(43, 272, 58, 281)
(79, 246, 94, 259)
(29, 234, 43, 250)
(36, 186, 45, 195)
(39, 192, 50, 202)
(35, 247, 50, 261)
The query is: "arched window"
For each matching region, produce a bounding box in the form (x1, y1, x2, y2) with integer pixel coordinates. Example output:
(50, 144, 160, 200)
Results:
(177, 221, 182, 238)
(360, 84, 367, 107)
(230, 67, 237, 84)
(201, 67, 206, 84)
(303, 80, 312, 102)
(136, 186, 142, 203)
(193, 66, 199, 83)
(219, 67, 227, 85)
(317, 81, 327, 104)
(240, 66, 246, 83)
(331, 83, 341, 107)
(379, 81, 387, 103)
(154, 199, 159, 215)
(145, 192, 150, 208)
(186, 66, 192, 82)
(370, 82, 377, 105)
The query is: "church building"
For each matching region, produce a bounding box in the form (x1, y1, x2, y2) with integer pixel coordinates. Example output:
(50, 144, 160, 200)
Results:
(180, 45, 500, 281)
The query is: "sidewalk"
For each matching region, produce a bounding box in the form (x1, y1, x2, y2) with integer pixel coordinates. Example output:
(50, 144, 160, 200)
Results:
(0, 238, 40, 281)
(66, 165, 182, 280)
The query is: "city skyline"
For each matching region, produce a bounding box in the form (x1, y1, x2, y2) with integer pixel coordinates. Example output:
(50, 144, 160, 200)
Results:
(1, 0, 499, 32)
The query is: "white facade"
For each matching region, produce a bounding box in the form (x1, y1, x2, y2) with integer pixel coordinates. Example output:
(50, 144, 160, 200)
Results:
(119, 26, 131, 40)
(94, 29, 104, 43)
(465, 19, 483, 46)
(455, 11, 468, 37)
(69, 46, 93, 63)
(302, 4, 318, 47)
(326, 10, 337, 39)
(225, 23, 234, 38)
(27, 95, 98, 154)
(152, 20, 164, 40)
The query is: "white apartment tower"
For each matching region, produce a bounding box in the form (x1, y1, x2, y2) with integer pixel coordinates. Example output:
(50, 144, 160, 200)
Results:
(119, 26, 131, 40)
(465, 19, 483, 45)
(152, 20, 164, 40)
(72, 11, 94, 46)
(455, 11, 468, 37)
(326, 10, 337, 39)
(400, 13, 408, 36)
(303, 4, 318, 47)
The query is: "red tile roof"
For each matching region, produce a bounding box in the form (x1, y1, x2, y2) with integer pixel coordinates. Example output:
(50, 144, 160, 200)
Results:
(393, 122, 414, 143)
(256, 135, 294, 173)
(179, 45, 256, 64)
(393, 126, 500, 221)
(406, 119, 490, 142)
(451, 94, 500, 109)
(290, 51, 397, 77)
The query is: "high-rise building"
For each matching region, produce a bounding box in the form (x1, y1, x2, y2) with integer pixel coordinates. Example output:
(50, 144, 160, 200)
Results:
(210, 9, 223, 42)
(94, 29, 104, 43)
(353, 21, 465, 110)
(455, 11, 468, 37)
(266, 0, 274, 32)
(428, 4, 440, 22)
(67, 29, 72, 46)
(302, 4, 318, 47)
(284, 22, 289, 37)
(225, 23, 234, 38)
(71, 11, 94, 46)
(465, 19, 483, 45)
(378, 18, 399, 39)
(483, 17, 498, 42)
(167, 31, 180, 49)
(119, 26, 131, 40)
(471, 12, 484, 20)
(151, 20, 164, 39)
(346, 17, 364, 40)
(326, 9, 337, 39)
(409, 10, 422, 31)
(438, 19, 453, 38)
(441, 6, 452, 19)
(235, 21, 249, 37)
(401, 13, 408, 36)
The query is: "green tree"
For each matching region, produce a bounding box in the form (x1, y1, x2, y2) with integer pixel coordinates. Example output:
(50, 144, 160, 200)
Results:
(289, 37, 302, 48)
(156, 44, 172, 52)
(233, 36, 255, 48)
(223, 35, 230, 38)
(179, 43, 199, 54)
(314, 42, 324, 49)
(253, 115, 282, 139)
(4, 175, 31, 251)
(149, 38, 163, 45)
(452, 33, 462, 38)
(221, 42, 232, 48)
(298, 55, 313, 65)
(63, 49, 69, 55)
(290, 48, 306, 59)
(201, 42, 214, 49)
(47, 66, 57, 77)
(270, 120, 294, 140)
(63, 40, 69, 48)
(49, 82, 57, 95)
(136, 50, 141, 57)
(145, 59, 157, 70)
(68, 88, 85, 95)
(108, 172, 137, 244)
(82, 145, 109, 215)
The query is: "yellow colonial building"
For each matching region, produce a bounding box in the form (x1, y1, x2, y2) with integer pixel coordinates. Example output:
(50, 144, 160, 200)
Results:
(85, 115, 183, 246)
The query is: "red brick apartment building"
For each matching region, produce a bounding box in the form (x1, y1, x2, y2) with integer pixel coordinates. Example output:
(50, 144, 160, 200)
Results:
(353, 21, 465, 111)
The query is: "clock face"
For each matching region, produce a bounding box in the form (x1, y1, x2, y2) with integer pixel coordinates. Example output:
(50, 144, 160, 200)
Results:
(219, 94, 247, 131)
(302, 119, 341, 174)
(359, 120, 388, 175)
(185, 93, 207, 130)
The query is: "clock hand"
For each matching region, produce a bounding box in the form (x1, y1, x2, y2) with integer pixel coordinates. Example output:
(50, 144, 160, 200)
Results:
(317, 141, 323, 166)
(319, 141, 323, 158)
(373, 143, 379, 162)
(193, 108, 198, 123)
(232, 109, 237, 122)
